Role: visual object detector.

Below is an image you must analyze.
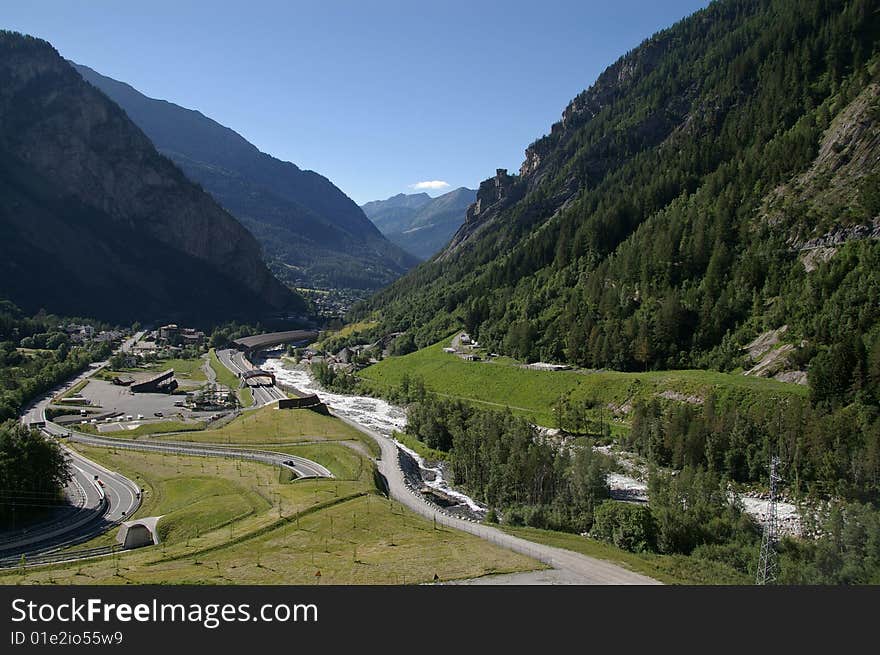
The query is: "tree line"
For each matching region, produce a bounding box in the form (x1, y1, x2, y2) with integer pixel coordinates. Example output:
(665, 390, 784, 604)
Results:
(0, 303, 112, 422)
(0, 421, 69, 527)
(407, 394, 610, 533)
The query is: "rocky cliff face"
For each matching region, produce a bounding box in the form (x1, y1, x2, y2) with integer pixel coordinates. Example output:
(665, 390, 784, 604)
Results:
(0, 32, 300, 321)
(440, 170, 522, 259)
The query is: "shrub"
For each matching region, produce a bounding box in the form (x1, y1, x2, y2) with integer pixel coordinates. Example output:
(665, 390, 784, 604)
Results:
(591, 501, 655, 553)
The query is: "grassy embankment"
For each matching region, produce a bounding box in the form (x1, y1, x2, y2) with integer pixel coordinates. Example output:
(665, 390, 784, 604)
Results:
(53, 378, 90, 403)
(75, 420, 206, 439)
(156, 404, 380, 457)
(5, 437, 538, 584)
(500, 525, 750, 585)
(98, 357, 207, 383)
(140, 358, 206, 381)
(358, 336, 807, 429)
(314, 321, 378, 350)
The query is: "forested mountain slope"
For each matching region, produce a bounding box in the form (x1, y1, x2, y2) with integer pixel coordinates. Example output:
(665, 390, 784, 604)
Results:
(74, 64, 419, 291)
(0, 32, 302, 322)
(358, 0, 880, 385)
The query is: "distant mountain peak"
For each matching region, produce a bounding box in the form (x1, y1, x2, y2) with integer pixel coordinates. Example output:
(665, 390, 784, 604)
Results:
(362, 187, 476, 260)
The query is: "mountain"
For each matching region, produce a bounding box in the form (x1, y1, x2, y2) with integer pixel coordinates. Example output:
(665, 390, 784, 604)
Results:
(357, 0, 880, 380)
(73, 64, 419, 292)
(362, 187, 476, 260)
(0, 31, 304, 323)
(362, 192, 433, 233)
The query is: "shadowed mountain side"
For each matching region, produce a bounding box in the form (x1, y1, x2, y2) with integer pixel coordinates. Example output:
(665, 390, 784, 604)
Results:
(74, 63, 419, 290)
(0, 32, 302, 323)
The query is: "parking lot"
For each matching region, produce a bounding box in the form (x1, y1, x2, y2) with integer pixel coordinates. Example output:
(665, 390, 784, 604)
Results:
(73, 380, 218, 431)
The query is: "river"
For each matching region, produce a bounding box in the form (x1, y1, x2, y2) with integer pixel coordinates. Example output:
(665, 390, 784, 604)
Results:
(259, 356, 487, 514)
(260, 355, 801, 534)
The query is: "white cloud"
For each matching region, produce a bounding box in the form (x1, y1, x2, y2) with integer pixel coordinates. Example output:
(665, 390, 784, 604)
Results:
(409, 180, 450, 191)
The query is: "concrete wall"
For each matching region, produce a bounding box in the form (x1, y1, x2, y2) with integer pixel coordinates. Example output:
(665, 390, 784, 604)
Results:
(278, 396, 328, 414)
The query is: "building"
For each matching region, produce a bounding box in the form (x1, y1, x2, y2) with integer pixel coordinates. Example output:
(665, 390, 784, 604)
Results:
(130, 369, 178, 393)
(157, 324, 179, 341)
(156, 324, 205, 346)
(180, 327, 205, 346)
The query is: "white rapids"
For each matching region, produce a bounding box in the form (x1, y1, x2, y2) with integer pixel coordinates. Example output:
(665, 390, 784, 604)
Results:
(260, 358, 486, 514)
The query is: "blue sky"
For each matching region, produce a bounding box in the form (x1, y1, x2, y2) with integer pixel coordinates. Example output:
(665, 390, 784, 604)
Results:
(4, 0, 709, 204)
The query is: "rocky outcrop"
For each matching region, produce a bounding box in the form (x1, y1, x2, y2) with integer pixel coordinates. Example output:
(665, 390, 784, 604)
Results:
(439, 169, 523, 259)
(798, 219, 880, 250)
(0, 32, 300, 321)
(742, 327, 807, 385)
(763, 81, 880, 249)
(467, 169, 517, 222)
(441, 31, 685, 260)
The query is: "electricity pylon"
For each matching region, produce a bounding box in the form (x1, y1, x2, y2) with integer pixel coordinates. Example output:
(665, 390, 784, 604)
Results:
(756, 456, 781, 585)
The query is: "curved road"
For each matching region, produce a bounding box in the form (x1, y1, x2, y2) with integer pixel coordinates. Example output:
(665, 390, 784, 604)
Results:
(232, 348, 656, 582)
(50, 424, 333, 480)
(332, 411, 659, 584)
(3, 420, 332, 562)
(0, 442, 141, 563)
(12, 337, 656, 582)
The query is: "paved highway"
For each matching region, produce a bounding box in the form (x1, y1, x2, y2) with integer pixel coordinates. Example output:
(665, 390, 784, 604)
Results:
(0, 435, 141, 562)
(217, 348, 286, 406)
(6, 329, 145, 562)
(21, 330, 145, 428)
(5, 333, 332, 565)
(12, 334, 654, 582)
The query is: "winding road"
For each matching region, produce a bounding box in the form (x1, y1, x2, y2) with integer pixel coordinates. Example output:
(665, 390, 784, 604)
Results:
(52, 427, 333, 480)
(0, 442, 141, 564)
(332, 411, 660, 584)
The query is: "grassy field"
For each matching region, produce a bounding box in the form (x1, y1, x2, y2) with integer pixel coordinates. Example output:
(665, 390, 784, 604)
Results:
(500, 525, 750, 585)
(272, 444, 367, 480)
(238, 386, 253, 408)
(140, 357, 207, 381)
(76, 420, 206, 439)
(4, 443, 539, 584)
(314, 321, 378, 350)
(161, 404, 369, 447)
(209, 348, 240, 389)
(99, 357, 207, 383)
(359, 337, 807, 427)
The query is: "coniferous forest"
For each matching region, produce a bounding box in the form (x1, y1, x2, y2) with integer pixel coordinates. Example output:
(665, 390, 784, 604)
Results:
(352, 0, 880, 583)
